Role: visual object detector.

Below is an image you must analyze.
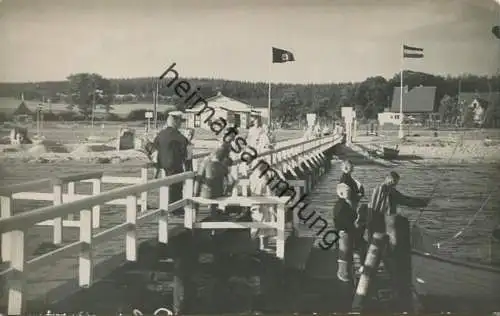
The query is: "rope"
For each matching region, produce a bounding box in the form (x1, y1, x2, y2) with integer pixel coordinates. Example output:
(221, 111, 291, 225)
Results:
(433, 191, 493, 248)
(413, 128, 467, 224)
(415, 126, 495, 249)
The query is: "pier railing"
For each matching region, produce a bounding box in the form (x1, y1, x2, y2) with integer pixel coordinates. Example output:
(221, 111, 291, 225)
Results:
(0, 134, 341, 315)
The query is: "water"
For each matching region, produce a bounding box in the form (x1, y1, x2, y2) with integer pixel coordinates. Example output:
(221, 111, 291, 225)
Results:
(347, 161, 500, 263)
(1, 156, 498, 264)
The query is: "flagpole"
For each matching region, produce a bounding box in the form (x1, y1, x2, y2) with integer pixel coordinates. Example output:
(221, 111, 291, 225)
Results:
(154, 79, 159, 130)
(399, 44, 404, 139)
(268, 62, 272, 127)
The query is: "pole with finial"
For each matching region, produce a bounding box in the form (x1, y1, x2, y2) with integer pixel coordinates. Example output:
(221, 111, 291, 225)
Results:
(399, 43, 405, 139)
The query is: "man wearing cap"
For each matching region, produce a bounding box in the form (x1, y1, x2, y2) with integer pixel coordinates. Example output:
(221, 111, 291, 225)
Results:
(154, 110, 190, 213)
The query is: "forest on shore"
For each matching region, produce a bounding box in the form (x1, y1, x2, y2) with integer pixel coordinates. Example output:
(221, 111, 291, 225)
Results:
(1, 71, 499, 126)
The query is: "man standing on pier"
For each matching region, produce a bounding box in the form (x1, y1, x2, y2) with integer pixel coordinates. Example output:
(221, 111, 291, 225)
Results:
(367, 171, 430, 272)
(369, 171, 430, 233)
(154, 111, 190, 214)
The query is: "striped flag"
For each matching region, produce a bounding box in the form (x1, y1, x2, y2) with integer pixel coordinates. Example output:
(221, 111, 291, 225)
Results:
(403, 44, 424, 59)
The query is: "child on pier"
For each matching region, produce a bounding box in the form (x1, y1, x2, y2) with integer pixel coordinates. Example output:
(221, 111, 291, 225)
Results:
(334, 183, 357, 282)
(193, 142, 236, 219)
(339, 160, 368, 264)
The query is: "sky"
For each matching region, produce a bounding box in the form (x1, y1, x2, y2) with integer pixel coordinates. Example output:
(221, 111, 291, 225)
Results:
(0, 0, 499, 84)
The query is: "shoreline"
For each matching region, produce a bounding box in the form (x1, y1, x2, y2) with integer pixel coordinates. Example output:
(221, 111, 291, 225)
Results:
(353, 135, 500, 164)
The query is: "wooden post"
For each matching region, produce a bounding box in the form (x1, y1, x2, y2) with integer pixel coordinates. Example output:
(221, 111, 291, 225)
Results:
(158, 185, 170, 244)
(337, 231, 354, 282)
(91, 178, 101, 228)
(1, 195, 12, 262)
(387, 215, 413, 312)
(126, 195, 137, 261)
(352, 232, 387, 312)
(184, 177, 195, 229)
(276, 203, 286, 259)
(231, 165, 239, 196)
(79, 207, 93, 287)
(140, 167, 148, 212)
(52, 184, 63, 245)
(8, 230, 25, 315)
(67, 181, 75, 221)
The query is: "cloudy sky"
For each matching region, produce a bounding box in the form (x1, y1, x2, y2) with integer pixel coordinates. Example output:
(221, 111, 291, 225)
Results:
(0, 0, 499, 83)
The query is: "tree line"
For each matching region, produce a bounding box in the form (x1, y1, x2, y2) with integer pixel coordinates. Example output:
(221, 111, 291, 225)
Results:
(1, 72, 499, 125)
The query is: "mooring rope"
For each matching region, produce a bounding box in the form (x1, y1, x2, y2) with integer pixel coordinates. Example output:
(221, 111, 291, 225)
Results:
(413, 126, 495, 249)
(413, 127, 468, 224)
(433, 191, 493, 248)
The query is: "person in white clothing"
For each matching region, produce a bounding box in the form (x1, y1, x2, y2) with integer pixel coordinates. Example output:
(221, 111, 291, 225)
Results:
(334, 121, 346, 144)
(247, 116, 265, 149)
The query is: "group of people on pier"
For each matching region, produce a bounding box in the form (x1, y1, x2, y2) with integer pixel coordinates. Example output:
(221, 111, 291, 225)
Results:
(334, 159, 430, 282)
(149, 112, 276, 222)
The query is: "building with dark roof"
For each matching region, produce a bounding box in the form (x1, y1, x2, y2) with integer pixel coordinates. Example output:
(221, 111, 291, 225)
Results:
(390, 86, 436, 113)
(378, 86, 437, 125)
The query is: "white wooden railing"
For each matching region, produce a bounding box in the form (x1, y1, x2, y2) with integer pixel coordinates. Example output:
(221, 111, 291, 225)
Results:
(0, 134, 341, 315)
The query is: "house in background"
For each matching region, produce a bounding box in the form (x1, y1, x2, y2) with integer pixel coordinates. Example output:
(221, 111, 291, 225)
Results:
(378, 86, 437, 126)
(184, 92, 261, 129)
(12, 101, 34, 123)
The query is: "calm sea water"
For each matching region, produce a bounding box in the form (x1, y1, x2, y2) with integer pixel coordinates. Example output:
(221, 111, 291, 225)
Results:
(348, 161, 500, 263)
(1, 156, 499, 264)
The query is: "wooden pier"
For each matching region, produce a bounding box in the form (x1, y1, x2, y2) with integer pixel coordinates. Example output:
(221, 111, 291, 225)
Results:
(1, 135, 357, 315)
(1, 130, 420, 315)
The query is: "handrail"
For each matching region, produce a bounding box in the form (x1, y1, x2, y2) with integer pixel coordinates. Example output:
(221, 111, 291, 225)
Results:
(0, 179, 53, 196)
(0, 172, 105, 197)
(141, 135, 338, 169)
(0, 137, 336, 233)
(0, 172, 194, 233)
(51, 172, 104, 185)
(0, 134, 341, 315)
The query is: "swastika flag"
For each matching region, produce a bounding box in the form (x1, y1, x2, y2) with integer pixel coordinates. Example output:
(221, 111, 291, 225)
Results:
(272, 47, 295, 63)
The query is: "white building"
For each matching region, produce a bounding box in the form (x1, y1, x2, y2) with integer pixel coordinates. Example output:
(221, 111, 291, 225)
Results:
(378, 86, 437, 126)
(184, 92, 261, 129)
(378, 110, 403, 126)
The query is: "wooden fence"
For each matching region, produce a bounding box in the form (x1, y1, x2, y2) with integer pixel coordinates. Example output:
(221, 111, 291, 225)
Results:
(0, 134, 341, 315)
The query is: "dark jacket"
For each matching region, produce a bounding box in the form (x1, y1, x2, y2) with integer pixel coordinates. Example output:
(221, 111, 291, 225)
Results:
(339, 172, 364, 204)
(154, 127, 188, 173)
(333, 199, 357, 233)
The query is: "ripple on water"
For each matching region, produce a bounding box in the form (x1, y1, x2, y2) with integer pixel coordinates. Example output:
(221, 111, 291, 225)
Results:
(329, 161, 500, 264)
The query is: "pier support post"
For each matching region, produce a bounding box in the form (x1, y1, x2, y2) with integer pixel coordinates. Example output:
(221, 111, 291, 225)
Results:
(173, 233, 197, 315)
(385, 215, 413, 312)
(352, 232, 387, 312)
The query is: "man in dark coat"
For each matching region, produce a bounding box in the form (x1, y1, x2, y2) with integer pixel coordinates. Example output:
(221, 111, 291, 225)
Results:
(154, 111, 189, 213)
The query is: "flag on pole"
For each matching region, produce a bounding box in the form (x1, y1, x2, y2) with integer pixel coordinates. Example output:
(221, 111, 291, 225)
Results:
(403, 44, 424, 58)
(272, 47, 295, 63)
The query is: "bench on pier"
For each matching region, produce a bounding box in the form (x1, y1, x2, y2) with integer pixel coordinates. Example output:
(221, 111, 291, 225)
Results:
(188, 196, 291, 259)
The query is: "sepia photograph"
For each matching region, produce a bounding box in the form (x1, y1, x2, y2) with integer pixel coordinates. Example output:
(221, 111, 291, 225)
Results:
(0, 0, 499, 314)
